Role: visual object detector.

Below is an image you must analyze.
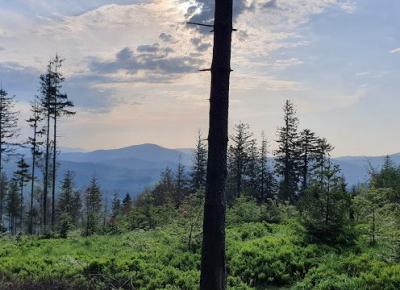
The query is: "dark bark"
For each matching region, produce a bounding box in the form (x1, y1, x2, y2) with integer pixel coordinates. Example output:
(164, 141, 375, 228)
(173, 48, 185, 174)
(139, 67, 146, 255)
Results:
(29, 144, 36, 234)
(43, 107, 50, 232)
(51, 114, 57, 230)
(200, 0, 232, 289)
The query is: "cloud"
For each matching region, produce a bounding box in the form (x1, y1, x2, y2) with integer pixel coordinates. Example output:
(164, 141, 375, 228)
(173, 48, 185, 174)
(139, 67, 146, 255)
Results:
(159, 33, 173, 42)
(390, 48, 400, 54)
(191, 37, 211, 52)
(0, 62, 39, 100)
(89, 45, 203, 77)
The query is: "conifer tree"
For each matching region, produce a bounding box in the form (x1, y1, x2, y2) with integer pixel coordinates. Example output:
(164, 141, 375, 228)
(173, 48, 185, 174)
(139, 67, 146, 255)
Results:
(14, 157, 30, 231)
(256, 133, 276, 202)
(49, 55, 75, 230)
(27, 99, 44, 234)
(111, 193, 121, 218)
(190, 131, 207, 192)
(84, 176, 102, 236)
(122, 193, 132, 214)
(313, 137, 334, 186)
(275, 100, 300, 203)
(245, 138, 259, 198)
(228, 123, 254, 200)
(0, 173, 7, 228)
(0, 88, 19, 216)
(300, 159, 351, 245)
(39, 59, 54, 231)
(57, 171, 81, 226)
(175, 157, 188, 206)
(152, 168, 176, 206)
(298, 129, 318, 193)
(7, 180, 20, 235)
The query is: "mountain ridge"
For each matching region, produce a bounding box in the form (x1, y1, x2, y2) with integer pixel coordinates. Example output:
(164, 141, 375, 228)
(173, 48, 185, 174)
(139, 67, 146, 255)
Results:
(7, 143, 400, 198)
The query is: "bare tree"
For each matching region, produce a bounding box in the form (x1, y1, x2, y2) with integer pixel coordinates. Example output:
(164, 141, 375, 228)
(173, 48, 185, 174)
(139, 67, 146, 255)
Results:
(198, 0, 233, 288)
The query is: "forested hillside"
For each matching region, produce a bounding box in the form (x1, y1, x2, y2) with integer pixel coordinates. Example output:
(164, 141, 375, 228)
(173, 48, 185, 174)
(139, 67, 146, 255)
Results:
(1, 1, 399, 289)
(1, 97, 400, 289)
(2, 160, 400, 289)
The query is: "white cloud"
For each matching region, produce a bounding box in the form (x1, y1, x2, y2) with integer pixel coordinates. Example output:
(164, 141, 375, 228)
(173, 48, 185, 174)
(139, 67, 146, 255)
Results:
(0, 0, 361, 150)
(390, 48, 400, 54)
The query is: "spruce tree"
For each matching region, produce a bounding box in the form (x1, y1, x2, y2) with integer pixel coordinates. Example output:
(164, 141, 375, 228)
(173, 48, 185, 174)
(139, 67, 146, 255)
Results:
(14, 157, 30, 231)
(27, 99, 44, 234)
(39, 59, 54, 231)
(275, 100, 300, 203)
(111, 193, 121, 218)
(313, 137, 334, 186)
(175, 157, 188, 206)
(152, 168, 176, 206)
(298, 129, 318, 193)
(244, 138, 259, 199)
(84, 176, 102, 236)
(190, 131, 207, 192)
(0, 88, 19, 219)
(300, 159, 351, 245)
(49, 55, 75, 230)
(227, 123, 254, 201)
(57, 171, 81, 226)
(257, 133, 276, 202)
(122, 193, 132, 214)
(7, 180, 20, 235)
(0, 173, 7, 229)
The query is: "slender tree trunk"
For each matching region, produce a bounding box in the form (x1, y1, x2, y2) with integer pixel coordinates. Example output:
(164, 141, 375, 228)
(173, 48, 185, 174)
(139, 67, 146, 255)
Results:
(43, 108, 51, 232)
(20, 181, 23, 232)
(29, 128, 37, 234)
(0, 126, 2, 225)
(200, 0, 232, 288)
(51, 115, 57, 230)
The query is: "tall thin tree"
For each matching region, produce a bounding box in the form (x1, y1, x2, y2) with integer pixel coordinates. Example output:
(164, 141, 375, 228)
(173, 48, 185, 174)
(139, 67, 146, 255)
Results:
(7, 180, 20, 235)
(0, 88, 19, 226)
(257, 132, 276, 202)
(14, 157, 30, 232)
(275, 100, 300, 203)
(49, 55, 75, 230)
(27, 99, 44, 234)
(199, 0, 233, 287)
(39, 60, 54, 232)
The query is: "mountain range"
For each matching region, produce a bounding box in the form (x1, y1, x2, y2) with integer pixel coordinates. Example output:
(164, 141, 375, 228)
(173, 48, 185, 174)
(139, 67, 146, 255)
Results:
(5, 144, 400, 199)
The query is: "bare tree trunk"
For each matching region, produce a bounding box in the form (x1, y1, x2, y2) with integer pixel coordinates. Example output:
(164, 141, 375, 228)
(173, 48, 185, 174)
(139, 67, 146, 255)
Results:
(20, 182, 23, 232)
(43, 108, 50, 232)
(29, 130, 37, 235)
(200, 0, 233, 288)
(51, 115, 57, 230)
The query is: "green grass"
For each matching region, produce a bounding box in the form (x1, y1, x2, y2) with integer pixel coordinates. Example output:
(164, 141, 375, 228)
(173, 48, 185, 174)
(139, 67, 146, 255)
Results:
(0, 221, 399, 289)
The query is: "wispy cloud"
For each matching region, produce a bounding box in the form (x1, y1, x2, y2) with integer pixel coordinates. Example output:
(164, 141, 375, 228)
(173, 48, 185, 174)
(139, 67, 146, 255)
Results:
(390, 48, 400, 54)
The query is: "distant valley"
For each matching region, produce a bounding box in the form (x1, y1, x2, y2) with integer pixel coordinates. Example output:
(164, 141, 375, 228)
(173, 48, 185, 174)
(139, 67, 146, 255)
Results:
(5, 143, 399, 198)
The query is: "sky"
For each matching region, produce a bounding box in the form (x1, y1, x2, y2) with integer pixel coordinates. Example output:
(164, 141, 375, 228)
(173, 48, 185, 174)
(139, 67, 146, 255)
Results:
(0, 0, 399, 156)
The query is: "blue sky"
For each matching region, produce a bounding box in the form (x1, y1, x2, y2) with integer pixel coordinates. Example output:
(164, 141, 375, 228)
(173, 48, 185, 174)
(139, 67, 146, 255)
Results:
(0, 0, 399, 156)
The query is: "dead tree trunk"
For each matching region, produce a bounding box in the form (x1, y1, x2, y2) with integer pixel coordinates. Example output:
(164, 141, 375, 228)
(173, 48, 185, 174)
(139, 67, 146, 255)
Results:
(200, 0, 233, 288)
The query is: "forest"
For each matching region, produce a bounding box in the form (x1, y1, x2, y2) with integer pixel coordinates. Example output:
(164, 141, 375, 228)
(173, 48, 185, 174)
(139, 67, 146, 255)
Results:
(0, 56, 400, 289)
(1, 1, 399, 290)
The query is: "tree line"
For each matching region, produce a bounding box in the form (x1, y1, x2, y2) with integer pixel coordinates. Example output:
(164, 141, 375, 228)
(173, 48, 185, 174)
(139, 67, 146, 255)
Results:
(0, 55, 75, 235)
